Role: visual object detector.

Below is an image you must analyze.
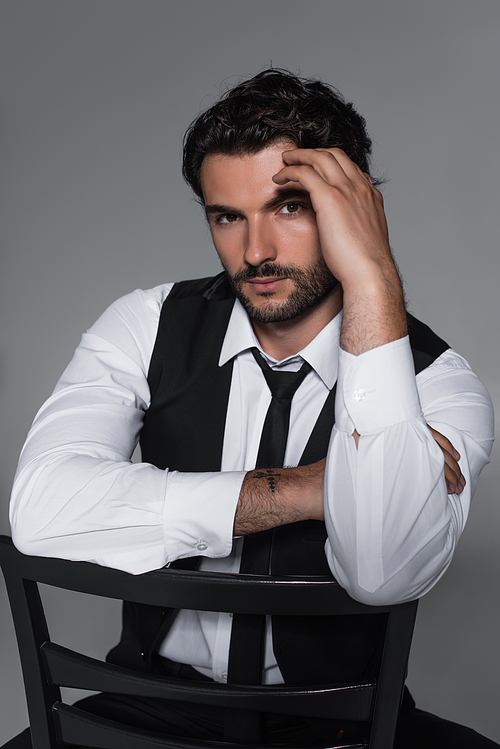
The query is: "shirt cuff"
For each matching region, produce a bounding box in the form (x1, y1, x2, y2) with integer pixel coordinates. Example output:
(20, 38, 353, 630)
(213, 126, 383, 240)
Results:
(335, 336, 422, 434)
(163, 470, 246, 562)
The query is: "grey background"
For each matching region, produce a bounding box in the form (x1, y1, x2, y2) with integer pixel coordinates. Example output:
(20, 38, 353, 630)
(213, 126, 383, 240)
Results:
(1, 0, 499, 744)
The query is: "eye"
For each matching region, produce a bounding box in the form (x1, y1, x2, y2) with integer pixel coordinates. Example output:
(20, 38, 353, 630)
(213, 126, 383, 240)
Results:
(279, 203, 302, 216)
(216, 213, 240, 224)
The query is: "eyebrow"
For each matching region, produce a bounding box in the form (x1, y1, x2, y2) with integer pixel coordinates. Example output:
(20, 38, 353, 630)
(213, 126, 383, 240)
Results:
(262, 188, 311, 211)
(205, 188, 311, 217)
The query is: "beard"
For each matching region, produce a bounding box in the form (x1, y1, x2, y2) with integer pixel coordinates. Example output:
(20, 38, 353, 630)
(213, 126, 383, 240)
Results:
(225, 259, 339, 324)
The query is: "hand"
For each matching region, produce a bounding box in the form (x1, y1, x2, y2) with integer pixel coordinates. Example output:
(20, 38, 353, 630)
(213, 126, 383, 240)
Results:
(428, 424, 466, 495)
(273, 148, 406, 355)
(272, 148, 392, 290)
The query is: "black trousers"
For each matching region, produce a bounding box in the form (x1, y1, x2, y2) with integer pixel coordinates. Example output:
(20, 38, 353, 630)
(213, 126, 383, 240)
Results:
(5, 659, 500, 748)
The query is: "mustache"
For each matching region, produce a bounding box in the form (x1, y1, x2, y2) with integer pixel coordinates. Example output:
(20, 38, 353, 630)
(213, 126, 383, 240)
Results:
(231, 263, 305, 285)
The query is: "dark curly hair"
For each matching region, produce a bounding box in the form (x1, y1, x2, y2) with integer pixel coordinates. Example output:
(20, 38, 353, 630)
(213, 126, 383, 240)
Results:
(182, 68, 376, 203)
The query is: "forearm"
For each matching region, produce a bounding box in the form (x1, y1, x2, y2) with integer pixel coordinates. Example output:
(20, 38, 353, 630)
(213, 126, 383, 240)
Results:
(325, 419, 456, 603)
(11, 452, 169, 572)
(323, 343, 494, 604)
(11, 448, 244, 573)
(340, 261, 407, 356)
(234, 462, 324, 535)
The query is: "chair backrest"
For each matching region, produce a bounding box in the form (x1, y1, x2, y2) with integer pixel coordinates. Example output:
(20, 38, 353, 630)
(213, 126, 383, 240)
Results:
(0, 535, 418, 749)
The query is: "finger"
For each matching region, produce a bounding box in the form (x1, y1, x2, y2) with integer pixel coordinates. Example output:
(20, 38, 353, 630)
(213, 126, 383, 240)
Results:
(444, 461, 466, 494)
(308, 149, 382, 205)
(427, 424, 465, 494)
(272, 163, 340, 212)
(443, 451, 466, 494)
(280, 148, 351, 186)
(272, 162, 326, 188)
(427, 424, 460, 461)
(444, 469, 457, 494)
(316, 147, 368, 182)
(437, 439, 461, 478)
(284, 147, 372, 188)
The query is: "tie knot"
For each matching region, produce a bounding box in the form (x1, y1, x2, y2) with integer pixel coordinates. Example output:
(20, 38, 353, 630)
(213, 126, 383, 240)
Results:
(251, 348, 311, 401)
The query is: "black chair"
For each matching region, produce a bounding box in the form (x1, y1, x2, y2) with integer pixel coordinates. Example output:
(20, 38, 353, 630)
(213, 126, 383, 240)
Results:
(0, 535, 418, 749)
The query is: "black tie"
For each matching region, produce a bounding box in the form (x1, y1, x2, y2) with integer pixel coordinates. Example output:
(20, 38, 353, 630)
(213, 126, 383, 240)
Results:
(225, 348, 312, 742)
(252, 349, 312, 469)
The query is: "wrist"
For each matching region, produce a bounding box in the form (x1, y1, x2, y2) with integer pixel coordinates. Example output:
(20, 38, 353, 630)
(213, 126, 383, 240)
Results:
(340, 266, 406, 356)
(340, 257, 403, 298)
(234, 463, 324, 536)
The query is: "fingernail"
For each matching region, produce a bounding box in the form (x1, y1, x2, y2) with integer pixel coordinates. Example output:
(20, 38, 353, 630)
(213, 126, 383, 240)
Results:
(453, 449, 461, 460)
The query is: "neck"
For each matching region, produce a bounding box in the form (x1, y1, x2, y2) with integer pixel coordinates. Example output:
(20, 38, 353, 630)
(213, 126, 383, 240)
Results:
(251, 286, 343, 360)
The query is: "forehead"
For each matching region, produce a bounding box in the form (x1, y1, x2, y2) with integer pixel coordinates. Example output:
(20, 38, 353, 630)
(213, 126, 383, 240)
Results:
(200, 141, 295, 206)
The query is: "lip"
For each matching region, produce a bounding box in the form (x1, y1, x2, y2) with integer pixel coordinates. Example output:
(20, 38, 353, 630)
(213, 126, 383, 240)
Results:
(246, 276, 288, 292)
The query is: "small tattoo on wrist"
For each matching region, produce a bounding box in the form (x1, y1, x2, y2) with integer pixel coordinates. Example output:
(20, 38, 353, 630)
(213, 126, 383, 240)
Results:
(254, 469, 278, 493)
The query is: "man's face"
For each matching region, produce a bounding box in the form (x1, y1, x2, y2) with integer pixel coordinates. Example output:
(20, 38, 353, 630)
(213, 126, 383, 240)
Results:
(201, 142, 337, 324)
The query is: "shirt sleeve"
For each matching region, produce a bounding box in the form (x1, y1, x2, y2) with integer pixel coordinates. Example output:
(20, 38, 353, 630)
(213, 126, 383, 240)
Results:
(324, 335, 494, 604)
(9, 286, 244, 574)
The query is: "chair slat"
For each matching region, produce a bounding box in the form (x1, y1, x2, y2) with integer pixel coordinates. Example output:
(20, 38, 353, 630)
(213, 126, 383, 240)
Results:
(0, 538, 392, 615)
(53, 703, 368, 749)
(42, 642, 375, 720)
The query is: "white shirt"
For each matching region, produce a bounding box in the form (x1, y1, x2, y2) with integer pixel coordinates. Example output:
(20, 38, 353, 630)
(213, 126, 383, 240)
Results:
(10, 282, 494, 684)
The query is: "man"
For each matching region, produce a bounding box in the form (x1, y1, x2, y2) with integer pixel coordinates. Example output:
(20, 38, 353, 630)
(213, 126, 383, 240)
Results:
(10, 69, 495, 747)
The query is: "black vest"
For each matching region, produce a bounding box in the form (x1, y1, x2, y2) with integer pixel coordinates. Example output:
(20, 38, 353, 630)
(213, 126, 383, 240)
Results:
(107, 272, 449, 687)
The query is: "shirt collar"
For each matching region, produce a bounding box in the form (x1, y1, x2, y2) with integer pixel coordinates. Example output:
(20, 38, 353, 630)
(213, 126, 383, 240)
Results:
(219, 299, 341, 390)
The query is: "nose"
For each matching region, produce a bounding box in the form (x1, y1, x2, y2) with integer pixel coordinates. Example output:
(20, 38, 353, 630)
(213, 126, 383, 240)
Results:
(243, 217, 277, 267)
